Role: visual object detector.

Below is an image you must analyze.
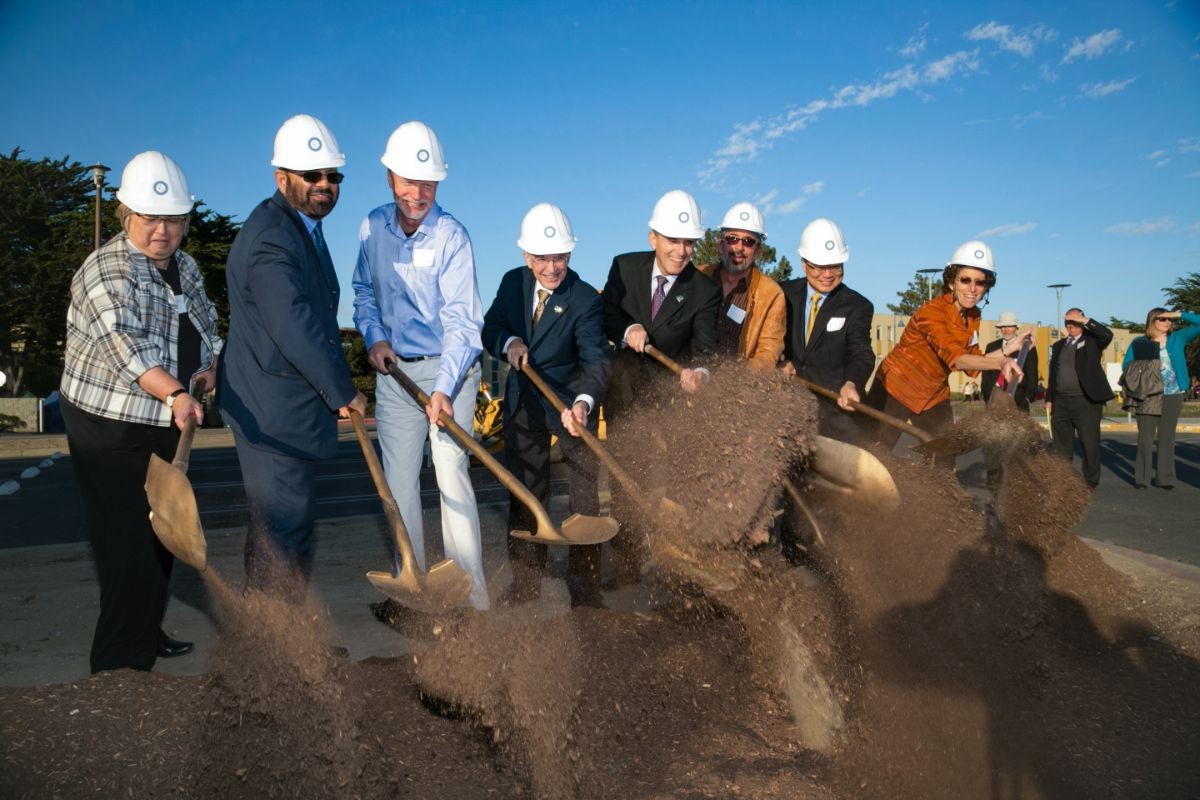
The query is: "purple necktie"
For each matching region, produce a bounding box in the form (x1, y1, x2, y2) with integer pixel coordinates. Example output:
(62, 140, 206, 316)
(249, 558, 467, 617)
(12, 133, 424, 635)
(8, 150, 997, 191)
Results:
(650, 275, 668, 321)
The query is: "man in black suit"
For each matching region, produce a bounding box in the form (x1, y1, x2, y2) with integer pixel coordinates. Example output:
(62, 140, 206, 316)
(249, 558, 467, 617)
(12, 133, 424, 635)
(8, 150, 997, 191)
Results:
(600, 189, 720, 584)
(483, 204, 611, 606)
(780, 218, 874, 444)
(981, 310, 1039, 410)
(218, 114, 366, 592)
(1047, 307, 1114, 488)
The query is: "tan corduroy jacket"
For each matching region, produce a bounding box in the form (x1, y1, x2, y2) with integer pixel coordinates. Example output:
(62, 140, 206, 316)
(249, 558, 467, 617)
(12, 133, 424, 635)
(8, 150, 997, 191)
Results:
(696, 263, 786, 370)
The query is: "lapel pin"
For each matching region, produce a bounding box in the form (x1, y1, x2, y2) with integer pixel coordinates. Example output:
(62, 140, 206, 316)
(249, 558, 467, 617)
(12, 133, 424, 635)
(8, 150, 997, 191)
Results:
(553, 305, 564, 314)
(675, 295, 684, 303)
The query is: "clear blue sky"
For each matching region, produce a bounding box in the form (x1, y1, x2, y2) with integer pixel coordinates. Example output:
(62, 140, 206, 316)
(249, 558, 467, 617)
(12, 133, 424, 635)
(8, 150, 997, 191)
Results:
(3, 1, 1198, 328)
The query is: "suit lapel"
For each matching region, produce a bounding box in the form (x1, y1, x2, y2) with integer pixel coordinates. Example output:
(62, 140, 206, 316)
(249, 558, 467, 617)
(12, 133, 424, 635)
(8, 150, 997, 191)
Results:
(522, 269, 535, 342)
(631, 254, 654, 326)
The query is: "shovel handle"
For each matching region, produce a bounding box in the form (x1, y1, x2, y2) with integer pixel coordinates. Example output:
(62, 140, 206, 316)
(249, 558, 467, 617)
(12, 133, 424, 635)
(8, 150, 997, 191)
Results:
(1006, 339, 1032, 397)
(172, 403, 199, 472)
(348, 408, 421, 578)
(791, 375, 933, 445)
(519, 362, 646, 507)
(385, 361, 557, 532)
(643, 344, 684, 376)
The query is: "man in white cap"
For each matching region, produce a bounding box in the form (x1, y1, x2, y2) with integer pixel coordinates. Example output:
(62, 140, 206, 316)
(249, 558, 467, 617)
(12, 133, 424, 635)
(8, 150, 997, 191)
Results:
(482, 204, 611, 607)
(600, 189, 721, 586)
(353, 121, 490, 615)
(695, 202, 785, 370)
(981, 310, 1039, 411)
(219, 114, 366, 594)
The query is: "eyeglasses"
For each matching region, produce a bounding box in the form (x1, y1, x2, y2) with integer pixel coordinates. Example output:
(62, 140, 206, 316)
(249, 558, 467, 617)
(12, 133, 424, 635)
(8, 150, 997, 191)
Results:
(721, 234, 759, 248)
(806, 263, 844, 274)
(531, 254, 569, 266)
(1063, 319, 1083, 326)
(956, 276, 989, 288)
(284, 168, 344, 185)
(135, 213, 188, 228)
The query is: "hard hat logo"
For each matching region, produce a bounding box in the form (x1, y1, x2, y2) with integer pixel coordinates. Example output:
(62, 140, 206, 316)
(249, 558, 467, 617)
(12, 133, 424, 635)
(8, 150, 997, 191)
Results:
(153, 181, 169, 196)
(974, 249, 985, 259)
(544, 226, 556, 238)
(739, 211, 750, 221)
(417, 149, 430, 163)
(825, 240, 835, 250)
(678, 212, 690, 223)
(307, 137, 323, 152)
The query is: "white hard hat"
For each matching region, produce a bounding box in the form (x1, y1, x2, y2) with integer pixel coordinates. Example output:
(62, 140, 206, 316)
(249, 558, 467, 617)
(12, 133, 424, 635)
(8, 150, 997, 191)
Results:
(948, 240, 995, 276)
(997, 311, 1020, 327)
(797, 218, 849, 266)
(718, 202, 766, 238)
(518, 203, 577, 255)
(648, 190, 703, 239)
(381, 121, 448, 181)
(116, 151, 194, 215)
(271, 114, 345, 171)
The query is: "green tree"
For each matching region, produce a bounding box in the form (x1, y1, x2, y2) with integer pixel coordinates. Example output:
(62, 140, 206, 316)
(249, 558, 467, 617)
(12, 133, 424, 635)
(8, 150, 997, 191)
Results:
(887, 271, 941, 315)
(341, 328, 376, 412)
(1164, 272, 1200, 385)
(691, 228, 792, 282)
(1107, 317, 1145, 333)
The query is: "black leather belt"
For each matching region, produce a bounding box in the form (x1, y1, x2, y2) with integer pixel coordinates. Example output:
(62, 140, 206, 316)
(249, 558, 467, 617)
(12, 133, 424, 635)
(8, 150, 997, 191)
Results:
(398, 354, 438, 362)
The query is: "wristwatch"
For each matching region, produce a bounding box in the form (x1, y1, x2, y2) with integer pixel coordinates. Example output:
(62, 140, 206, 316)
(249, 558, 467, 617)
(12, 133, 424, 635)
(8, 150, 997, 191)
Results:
(165, 388, 187, 409)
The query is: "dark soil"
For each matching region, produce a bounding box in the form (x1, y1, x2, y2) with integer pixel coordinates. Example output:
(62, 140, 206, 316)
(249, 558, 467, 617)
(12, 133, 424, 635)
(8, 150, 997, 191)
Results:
(2, 374, 1198, 799)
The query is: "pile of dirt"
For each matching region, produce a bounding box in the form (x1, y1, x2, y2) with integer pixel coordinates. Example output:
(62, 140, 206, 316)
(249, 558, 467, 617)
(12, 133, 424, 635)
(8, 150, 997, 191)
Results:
(2, 388, 1199, 799)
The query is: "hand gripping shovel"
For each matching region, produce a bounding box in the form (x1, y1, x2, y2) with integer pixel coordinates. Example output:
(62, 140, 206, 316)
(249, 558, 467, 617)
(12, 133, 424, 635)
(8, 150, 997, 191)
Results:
(519, 362, 687, 526)
(987, 337, 1033, 412)
(146, 401, 207, 571)
(386, 361, 617, 546)
(790, 375, 940, 450)
(642, 346, 899, 513)
(349, 409, 472, 612)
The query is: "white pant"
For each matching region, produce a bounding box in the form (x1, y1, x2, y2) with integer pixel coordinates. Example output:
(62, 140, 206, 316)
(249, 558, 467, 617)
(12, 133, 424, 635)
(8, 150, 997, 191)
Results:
(375, 359, 488, 609)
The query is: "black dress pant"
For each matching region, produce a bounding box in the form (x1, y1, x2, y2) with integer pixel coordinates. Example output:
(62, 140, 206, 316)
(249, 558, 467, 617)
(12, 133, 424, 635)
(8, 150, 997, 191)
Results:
(503, 391, 601, 601)
(1050, 392, 1104, 486)
(864, 379, 956, 468)
(61, 398, 178, 673)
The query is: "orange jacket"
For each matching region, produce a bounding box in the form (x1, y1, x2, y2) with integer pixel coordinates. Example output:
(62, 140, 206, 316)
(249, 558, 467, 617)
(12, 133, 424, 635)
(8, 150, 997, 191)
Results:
(696, 264, 786, 370)
(878, 293, 982, 413)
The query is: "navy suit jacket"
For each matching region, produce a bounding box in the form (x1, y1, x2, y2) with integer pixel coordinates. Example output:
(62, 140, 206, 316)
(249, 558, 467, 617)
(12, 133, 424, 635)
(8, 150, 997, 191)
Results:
(482, 267, 610, 435)
(217, 191, 356, 459)
(781, 280, 875, 395)
(1047, 318, 1115, 405)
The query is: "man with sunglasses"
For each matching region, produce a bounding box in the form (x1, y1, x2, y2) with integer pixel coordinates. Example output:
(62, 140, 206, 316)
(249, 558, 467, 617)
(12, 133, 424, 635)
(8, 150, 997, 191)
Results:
(695, 202, 786, 371)
(1047, 308, 1114, 488)
(780, 218, 874, 444)
(352, 121, 490, 615)
(219, 114, 366, 595)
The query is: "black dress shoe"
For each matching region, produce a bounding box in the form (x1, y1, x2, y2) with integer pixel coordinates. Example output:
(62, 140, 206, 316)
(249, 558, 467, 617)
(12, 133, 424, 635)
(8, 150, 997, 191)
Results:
(1159, 484, 1175, 490)
(1135, 484, 1148, 490)
(157, 630, 194, 658)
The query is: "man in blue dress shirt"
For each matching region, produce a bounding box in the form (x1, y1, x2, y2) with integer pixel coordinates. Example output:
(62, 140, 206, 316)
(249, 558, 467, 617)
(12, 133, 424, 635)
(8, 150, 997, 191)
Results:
(352, 121, 489, 612)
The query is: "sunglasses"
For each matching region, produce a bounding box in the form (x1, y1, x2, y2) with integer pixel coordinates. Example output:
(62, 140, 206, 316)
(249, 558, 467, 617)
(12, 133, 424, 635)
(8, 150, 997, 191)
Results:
(722, 234, 759, 248)
(285, 168, 344, 185)
(956, 276, 989, 288)
(1155, 316, 1172, 322)
(1063, 319, 1083, 326)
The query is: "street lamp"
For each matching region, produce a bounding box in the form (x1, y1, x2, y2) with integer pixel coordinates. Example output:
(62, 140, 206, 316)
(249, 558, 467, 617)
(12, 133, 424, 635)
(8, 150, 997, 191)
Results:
(1047, 283, 1071, 337)
(86, 163, 110, 252)
(917, 268, 941, 302)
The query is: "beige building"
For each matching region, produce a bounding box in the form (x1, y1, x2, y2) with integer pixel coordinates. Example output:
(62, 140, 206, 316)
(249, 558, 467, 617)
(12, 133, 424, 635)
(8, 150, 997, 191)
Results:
(868, 313, 1136, 396)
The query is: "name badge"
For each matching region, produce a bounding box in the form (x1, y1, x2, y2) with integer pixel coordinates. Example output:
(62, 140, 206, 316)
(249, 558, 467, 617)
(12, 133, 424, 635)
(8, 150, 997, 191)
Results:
(412, 249, 436, 268)
(726, 304, 747, 325)
(826, 316, 845, 332)
(175, 294, 188, 314)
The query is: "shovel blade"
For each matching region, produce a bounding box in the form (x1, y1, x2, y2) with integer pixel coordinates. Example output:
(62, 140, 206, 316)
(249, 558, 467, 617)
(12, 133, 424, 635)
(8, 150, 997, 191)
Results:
(811, 435, 900, 513)
(366, 557, 473, 614)
(508, 513, 620, 545)
(145, 453, 207, 571)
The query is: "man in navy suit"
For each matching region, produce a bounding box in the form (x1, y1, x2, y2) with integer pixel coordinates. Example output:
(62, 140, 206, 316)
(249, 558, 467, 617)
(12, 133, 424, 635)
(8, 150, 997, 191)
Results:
(218, 114, 366, 592)
(780, 218, 875, 444)
(482, 204, 611, 607)
(600, 190, 720, 585)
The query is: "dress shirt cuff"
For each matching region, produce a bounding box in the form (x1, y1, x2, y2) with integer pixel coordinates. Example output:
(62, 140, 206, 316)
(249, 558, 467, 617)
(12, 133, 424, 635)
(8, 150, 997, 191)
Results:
(503, 335, 521, 357)
(362, 324, 390, 350)
(573, 394, 594, 414)
(622, 323, 643, 347)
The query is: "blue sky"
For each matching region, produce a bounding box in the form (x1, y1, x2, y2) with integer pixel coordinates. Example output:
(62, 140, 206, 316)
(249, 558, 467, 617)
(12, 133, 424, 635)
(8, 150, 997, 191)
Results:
(2, 1, 1198, 329)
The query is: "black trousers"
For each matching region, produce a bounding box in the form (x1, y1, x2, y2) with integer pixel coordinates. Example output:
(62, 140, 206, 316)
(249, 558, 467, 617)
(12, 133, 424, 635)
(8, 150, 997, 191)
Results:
(61, 398, 178, 673)
(503, 391, 601, 601)
(864, 379, 956, 468)
(1051, 392, 1104, 486)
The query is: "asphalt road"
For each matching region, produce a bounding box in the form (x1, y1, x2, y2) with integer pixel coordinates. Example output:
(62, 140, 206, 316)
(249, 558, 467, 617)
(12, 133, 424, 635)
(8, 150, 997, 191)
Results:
(2, 431, 1197, 565)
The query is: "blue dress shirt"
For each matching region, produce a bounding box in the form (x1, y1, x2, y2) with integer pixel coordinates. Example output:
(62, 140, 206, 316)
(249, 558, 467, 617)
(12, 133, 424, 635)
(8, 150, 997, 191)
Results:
(352, 202, 484, 399)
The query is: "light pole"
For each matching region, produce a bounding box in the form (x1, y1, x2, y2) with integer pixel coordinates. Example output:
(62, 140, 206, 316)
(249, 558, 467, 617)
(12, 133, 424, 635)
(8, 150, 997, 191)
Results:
(917, 268, 941, 302)
(86, 163, 110, 252)
(1047, 283, 1071, 336)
